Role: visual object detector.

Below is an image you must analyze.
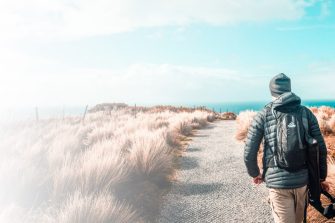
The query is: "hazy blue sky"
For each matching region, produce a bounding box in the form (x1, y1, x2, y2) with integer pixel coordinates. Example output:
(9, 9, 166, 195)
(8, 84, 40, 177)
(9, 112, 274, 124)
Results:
(0, 0, 334, 107)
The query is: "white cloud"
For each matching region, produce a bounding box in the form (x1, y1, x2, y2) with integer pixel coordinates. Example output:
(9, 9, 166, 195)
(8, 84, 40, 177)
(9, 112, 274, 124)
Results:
(1, 57, 333, 110)
(0, 0, 314, 41)
(0, 60, 249, 107)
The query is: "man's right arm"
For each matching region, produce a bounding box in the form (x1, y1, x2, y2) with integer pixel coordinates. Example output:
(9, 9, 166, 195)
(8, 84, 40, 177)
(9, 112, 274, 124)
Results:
(244, 111, 265, 178)
(306, 108, 328, 181)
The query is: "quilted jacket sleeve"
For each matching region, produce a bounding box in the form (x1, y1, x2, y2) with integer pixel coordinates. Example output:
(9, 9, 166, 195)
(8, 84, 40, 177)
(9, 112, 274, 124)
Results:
(306, 108, 328, 181)
(244, 111, 265, 178)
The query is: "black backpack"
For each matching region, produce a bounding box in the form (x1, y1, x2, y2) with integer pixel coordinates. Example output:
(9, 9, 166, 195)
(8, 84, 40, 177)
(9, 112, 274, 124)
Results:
(272, 105, 307, 172)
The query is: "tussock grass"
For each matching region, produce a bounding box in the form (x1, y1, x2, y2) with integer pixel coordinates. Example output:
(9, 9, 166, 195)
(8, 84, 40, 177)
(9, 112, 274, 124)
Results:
(51, 192, 139, 223)
(327, 158, 335, 190)
(178, 122, 193, 136)
(191, 117, 208, 129)
(128, 130, 173, 185)
(235, 110, 257, 141)
(313, 106, 335, 136)
(0, 106, 214, 223)
(327, 114, 335, 134)
(165, 131, 182, 148)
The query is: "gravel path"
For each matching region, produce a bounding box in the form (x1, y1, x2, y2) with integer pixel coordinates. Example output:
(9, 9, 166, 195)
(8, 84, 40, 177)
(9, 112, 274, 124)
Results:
(158, 120, 274, 223)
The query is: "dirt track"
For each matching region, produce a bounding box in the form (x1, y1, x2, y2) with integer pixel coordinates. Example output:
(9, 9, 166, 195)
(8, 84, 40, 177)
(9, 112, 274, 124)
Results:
(158, 120, 273, 223)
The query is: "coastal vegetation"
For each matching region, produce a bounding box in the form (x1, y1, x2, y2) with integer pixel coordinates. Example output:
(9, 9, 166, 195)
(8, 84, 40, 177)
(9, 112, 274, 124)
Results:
(0, 105, 217, 222)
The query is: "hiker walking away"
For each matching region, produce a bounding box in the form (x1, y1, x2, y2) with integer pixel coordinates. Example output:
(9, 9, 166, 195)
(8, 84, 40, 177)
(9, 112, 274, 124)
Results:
(244, 73, 329, 223)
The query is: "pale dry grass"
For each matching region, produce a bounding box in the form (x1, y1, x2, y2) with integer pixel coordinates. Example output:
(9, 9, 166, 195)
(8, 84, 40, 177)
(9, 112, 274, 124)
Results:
(327, 158, 335, 190)
(328, 114, 335, 134)
(235, 110, 257, 141)
(51, 192, 139, 223)
(316, 113, 333, 136)
(178, 122, 193, 136)
(0, 107, 215, 223)
(313, 106, 335, 135)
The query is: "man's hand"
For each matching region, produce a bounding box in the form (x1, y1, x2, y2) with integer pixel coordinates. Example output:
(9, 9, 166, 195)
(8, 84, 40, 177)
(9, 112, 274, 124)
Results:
(253, 174, 263, 185)
(321, 181, 330, 192)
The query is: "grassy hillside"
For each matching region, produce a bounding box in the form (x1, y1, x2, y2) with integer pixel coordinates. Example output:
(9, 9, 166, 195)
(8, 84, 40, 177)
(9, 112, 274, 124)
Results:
(0, 106, 216, 223)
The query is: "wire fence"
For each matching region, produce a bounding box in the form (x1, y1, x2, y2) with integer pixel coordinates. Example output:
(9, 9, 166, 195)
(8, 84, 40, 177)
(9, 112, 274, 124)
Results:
(0, 104, 240, 125)
(3, 101, 332, 124)
(0, 105, 89, 123)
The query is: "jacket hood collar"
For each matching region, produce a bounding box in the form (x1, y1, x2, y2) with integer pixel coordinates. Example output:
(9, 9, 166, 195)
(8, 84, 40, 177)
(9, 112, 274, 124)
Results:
(271, 92, 301, 110)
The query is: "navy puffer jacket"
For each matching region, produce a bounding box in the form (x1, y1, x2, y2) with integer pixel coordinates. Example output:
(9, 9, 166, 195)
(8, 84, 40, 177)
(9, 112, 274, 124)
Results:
(244, 92, 327, 189)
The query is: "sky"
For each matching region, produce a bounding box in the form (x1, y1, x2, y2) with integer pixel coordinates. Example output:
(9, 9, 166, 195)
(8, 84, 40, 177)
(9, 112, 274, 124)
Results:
(0, 0, 335, 107)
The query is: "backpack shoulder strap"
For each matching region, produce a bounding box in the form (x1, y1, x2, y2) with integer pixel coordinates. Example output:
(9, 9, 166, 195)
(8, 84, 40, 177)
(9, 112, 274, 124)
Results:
(301, 106, 309, 133)
(301, 107, 319, 145)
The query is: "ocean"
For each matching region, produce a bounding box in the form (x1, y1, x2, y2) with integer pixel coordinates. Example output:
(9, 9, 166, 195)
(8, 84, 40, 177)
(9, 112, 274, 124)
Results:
(196, 100, 335, 114)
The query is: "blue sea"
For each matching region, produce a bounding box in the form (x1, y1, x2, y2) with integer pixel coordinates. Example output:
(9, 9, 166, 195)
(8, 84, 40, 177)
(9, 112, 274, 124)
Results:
(186, 100, 335, 114)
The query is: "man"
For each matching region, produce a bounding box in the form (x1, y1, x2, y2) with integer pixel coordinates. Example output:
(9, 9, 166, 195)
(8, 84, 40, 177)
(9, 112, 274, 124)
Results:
(244, 73, 329, 223)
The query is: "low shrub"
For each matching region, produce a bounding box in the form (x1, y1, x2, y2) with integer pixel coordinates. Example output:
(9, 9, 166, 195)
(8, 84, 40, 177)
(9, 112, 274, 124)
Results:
(235, 110, 257, 141)
(178, 122, 193, 136)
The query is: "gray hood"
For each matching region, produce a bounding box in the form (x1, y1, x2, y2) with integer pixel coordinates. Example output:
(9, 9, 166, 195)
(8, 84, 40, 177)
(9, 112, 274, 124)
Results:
(271, 92, 301, 112)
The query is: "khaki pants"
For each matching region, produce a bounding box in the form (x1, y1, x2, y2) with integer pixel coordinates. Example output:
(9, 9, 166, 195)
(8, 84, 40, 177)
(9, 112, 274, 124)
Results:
(268, 185, 308, 223)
